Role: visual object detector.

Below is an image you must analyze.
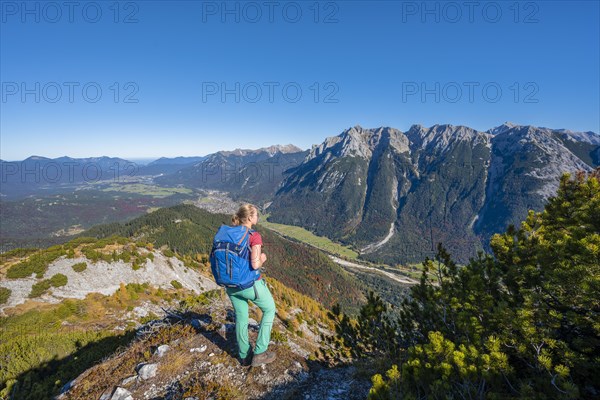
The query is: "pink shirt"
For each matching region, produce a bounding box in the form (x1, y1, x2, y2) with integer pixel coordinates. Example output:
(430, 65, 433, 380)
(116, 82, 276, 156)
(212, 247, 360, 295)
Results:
(249, 231, 263, 247)
(249, 231, 263, 280)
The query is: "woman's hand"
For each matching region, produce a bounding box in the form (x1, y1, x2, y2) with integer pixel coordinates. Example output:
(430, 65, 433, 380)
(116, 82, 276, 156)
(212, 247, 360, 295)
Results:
(251, 245, 265, 269)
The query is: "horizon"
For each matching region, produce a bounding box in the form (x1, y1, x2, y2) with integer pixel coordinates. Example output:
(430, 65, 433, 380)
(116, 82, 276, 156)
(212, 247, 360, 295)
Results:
(2, 119, 599, 161)
(2, 1, 599, 160)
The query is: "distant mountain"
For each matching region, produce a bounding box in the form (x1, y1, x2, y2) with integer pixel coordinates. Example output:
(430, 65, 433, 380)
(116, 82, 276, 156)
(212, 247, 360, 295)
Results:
(216, 144, 303, 157)
(267, 124, 599, 264)
(138, 156, 208, 176)
(147, 156, 207, 166)
(154, 145, 307, 205)
(0, 156, 139, 200)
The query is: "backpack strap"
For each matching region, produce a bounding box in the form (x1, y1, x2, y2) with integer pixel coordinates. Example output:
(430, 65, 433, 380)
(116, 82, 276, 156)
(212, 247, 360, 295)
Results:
(237, 226, 250, 246)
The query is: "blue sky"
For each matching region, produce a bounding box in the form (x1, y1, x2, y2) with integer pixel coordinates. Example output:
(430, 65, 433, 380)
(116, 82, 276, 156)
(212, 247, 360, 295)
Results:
(1, 0, 599, 160)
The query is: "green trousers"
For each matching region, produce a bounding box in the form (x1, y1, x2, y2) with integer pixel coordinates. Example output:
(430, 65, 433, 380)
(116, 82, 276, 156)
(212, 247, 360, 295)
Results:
(225, 279, 276, 358)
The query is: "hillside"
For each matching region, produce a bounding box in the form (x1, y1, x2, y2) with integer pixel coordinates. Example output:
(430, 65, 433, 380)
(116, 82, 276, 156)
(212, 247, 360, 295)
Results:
(326, 169, 600, 399)
(0, 237, 217, 314)
(0, 234, 375, 399)
(53, 284, 372, 400)
(154, 146, 308, 206)
(0, 188, 196, 252)
(268, 123, 600, 264)
(80, 204, 368, 314)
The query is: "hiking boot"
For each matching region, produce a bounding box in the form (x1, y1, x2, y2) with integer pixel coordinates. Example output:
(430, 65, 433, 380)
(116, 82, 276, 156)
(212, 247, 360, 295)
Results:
(239, 349, 253, 367)
(251, 350, 276, 367)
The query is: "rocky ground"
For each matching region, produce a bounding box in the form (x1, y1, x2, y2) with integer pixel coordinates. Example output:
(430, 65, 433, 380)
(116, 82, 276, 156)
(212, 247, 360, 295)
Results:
(0, 250, 217, 315)
(56, 290, 372, 400)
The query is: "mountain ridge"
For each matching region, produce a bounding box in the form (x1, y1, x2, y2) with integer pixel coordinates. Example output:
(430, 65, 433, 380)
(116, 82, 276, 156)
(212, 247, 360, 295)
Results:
(267, 123, 599, 264)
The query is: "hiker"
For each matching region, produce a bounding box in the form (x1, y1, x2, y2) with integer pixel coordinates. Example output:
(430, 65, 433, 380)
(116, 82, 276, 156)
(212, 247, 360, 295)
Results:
(211, 203, 277, 367)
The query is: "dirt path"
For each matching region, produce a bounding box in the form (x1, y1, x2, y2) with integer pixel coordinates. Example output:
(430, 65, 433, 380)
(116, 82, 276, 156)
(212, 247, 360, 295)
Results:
(359, 223, 395, 254)
(328, 255, 418, 285)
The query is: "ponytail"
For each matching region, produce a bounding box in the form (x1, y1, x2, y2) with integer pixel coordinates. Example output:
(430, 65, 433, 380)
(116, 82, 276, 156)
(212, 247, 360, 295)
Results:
(232, 203, 258, 226)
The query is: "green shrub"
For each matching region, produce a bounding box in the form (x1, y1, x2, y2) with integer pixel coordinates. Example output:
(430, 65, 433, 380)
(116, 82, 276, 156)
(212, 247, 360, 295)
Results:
(64, 236, 97, 248)
(50, 274, 68, 287)
(29, 280, 52, 298)
(81, 247, 101, 263)
(171, 280, 183, 289)
(0, 287, 11, 304)
(119, 250, 131, 263)
(163, 249, 175, 258)
(126, 283, 148, 294)
(0, 248, 38, 264)
(71, 262, 87, 272)
(6, 248, 66, 279)
(179, 289, 221, 309)
(271, 329, 288, 343)
(91, 235, 128, 249)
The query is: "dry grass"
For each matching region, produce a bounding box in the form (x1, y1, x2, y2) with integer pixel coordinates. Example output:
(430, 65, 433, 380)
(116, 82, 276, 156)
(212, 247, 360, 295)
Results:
(2, 299, 54, 316)
(158, 348, 196, 377)
(64, 324, 197, 400)
(181, 375, 244, 400)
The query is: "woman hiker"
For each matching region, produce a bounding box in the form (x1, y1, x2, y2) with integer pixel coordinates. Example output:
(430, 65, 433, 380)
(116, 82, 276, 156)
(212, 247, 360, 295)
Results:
(227, 203, 277, 367)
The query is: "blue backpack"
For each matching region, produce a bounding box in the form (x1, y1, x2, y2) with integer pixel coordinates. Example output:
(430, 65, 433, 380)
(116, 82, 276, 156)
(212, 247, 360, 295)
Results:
(209, 225, 260, 290)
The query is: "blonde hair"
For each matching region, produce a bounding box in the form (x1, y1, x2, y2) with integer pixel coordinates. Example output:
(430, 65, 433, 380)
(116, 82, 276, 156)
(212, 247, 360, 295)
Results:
(232, 203, 258, 226)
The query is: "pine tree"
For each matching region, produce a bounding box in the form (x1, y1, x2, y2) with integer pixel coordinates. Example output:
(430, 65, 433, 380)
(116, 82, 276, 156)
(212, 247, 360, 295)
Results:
(328, 169, 600, 399)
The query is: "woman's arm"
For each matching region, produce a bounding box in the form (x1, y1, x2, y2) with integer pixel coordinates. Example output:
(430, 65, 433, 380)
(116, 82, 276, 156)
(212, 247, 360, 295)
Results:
(250, 244, 266, 270)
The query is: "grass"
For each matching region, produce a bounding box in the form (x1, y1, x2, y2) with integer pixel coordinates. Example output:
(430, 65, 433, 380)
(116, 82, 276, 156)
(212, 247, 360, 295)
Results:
(99, 183, 194, 198)
(259, 213, 424, 280)
(259, 214, 431, 280)
(259, 213, 359, 259)
(158, 348, 196, 377)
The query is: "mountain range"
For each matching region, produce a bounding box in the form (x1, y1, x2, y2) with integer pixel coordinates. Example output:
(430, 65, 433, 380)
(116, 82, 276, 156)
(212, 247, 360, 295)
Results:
(267, 123, 599, 263)
(3, 123, 598, 265)
(153, 144, 307, 203)
(0, 156, 138, 199)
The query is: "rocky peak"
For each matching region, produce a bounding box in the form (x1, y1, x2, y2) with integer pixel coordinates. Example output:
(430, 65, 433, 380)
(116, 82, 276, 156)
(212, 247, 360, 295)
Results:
(549, 128, 600, 145)
(261, 144, 304, 155)
(487, 121, 519, 135)
(217, 144, 303, 158)
(405, 124, 487, 151)
(306, 125, 409, 162)
(489, 123, 600, 145)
